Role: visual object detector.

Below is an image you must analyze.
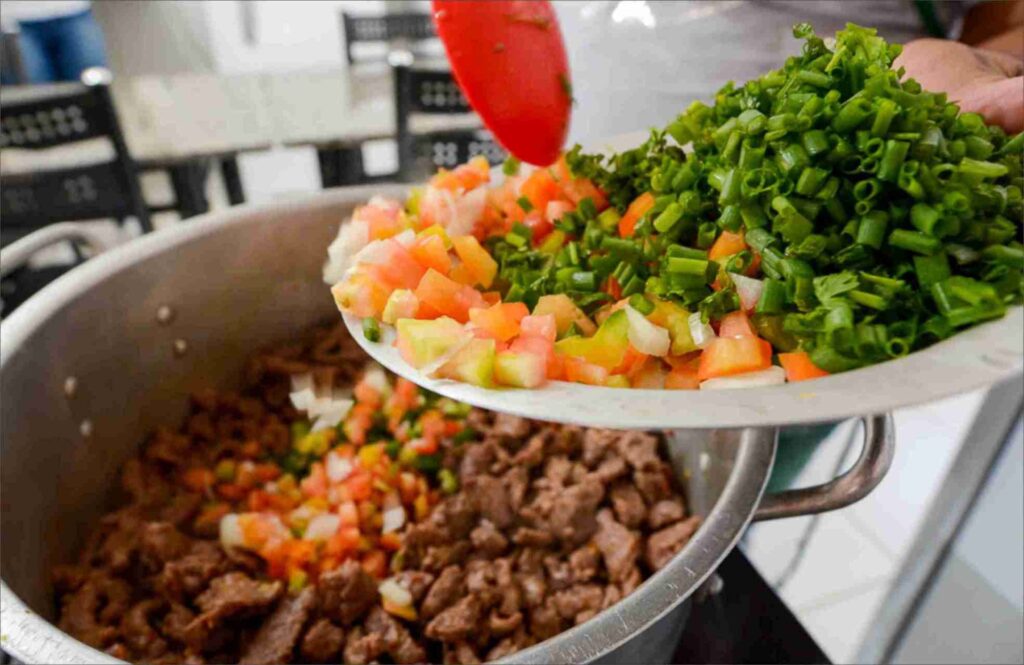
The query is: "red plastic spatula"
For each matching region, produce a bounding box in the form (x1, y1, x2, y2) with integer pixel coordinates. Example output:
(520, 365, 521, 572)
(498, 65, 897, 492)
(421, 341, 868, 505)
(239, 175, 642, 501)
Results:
(431, 0, 571, 166)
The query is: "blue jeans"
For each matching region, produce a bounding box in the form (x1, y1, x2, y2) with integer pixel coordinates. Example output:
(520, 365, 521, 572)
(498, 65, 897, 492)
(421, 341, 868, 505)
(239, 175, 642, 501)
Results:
(9, 10, 108, 84)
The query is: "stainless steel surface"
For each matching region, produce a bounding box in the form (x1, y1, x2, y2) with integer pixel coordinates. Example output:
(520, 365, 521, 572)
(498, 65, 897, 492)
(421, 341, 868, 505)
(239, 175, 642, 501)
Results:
(0, 189, 891, 664)
(0, 223, 113, 279)
(752, 414, 895, 521)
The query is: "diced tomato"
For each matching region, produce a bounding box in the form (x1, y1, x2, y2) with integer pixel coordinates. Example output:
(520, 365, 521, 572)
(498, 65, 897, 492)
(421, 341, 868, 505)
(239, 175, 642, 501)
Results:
(181, 467, 214, 493)
(361, 550, 388, 579)
(619, 192, 656, 238)
(545, 200, 574, 224)
(375, 240, 428, 290)
(520, 167, 564, 214)
(345, 472, 373, 502)
(708, 230, 748, 261)
(509, 334, 562, 379)
(778, 352, 830, 382)
(523, 210, 554, 244)
(615, 346, 649, 376)
(452, 235, 498, 288)
(409, 234, 452, 274)
(379, 532, 402, 552)
(564, 356, 610, 385)
(718, 310, 756, 338)
(605, 276, 623, 300)
(216, 483, 248, 501)
(414, 269, 486, 323)
(469, 302, 529, 342)
(331, 270, 390, 318)
(430, 156, 490, 192)
(520, 314, 557, 342)
(193, 502, 231, 532)
(697, 337, 773, 381)
(549, 155, 609, 210)
(354, 199, 402, 240)
(409, 437, 439, 454)
(325, 526, 361, 558)
(300, 463, 328, 498)
(665, 365, 701, 389)
(481, 291, 502, 305)
(338, 501, 360, 527)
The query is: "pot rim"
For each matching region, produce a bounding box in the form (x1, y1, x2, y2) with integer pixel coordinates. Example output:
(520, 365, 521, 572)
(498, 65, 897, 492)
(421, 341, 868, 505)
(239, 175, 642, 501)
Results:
(0, 189, 777, 664)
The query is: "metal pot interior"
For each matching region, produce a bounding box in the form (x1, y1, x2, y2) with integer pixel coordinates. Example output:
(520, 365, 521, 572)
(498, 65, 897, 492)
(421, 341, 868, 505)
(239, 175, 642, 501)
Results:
(0, 189, 775, 664)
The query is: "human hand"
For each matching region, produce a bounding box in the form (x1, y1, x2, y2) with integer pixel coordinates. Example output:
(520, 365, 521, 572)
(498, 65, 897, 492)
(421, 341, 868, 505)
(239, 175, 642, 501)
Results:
(896, 38, 1023, 133)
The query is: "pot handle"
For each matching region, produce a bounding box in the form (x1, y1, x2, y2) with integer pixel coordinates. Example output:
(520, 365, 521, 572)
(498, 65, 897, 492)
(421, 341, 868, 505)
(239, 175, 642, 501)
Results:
(0, 223, 113, 279)
(752, 413, 895, 521)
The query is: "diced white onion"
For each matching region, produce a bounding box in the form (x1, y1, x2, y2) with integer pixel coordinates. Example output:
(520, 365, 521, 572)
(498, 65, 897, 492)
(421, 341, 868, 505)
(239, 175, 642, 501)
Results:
(289, 387, 315, 411)
(323, 219, 370, 285)
(303, 513, 341, 541)
(450, 187, 487, 237)
(219, 514, 244, 549)
(325, 452, 354, 483)
(625, 306, 671, 357)
(393, 228, 416, 247)
(699, 366, 787, 390)
(353, 238, 391, 266)
(381, 504, 407, 534)
(688, 312, 716, 349)
(311, 399, 354, 432)
(379, 577, 413, 607)
(361, 363, 391, 395)
(730, 273, 764, 311)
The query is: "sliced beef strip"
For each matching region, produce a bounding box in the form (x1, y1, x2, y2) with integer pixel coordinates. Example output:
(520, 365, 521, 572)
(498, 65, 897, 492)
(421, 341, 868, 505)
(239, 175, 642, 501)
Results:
(551, 584, 604, 624)
(157, 541, 230, 602)
(120, 599, 169, 659)
(503, 466, 529, 511)
(57, 573, 131, 649)
(490, 413, 532, 439)
(421, 541, 471, 573)
(299, 618, 345, 664)
(614, 431, 662, 471)
(343, 626, 384, 665)
(424, 594, 482, 642)
(511, 431, 546, 468)
(527, 599, 563, 641)
(239, 586, 317, 665)
(581, 428, 619, 467)
(645, 515, 702, 571)
(459, 439, 496, 483)
(469, 474, 514, 528)
(445, 641, 482, 665)
(317, 560, 377, 625)
(634, 465, 673, 504)
(140, 522, 192, 572)
(648, 498, 686, 529)
(161, 603, 196, 645)
(420, 565, 465, 621)
(393, 570, 435, 604)
(512, 526, 554, 548)
(590, 454, 628, 484)
(194, 572, 282, 621)
(365, 604, 427, 664)
(547, 477, 604, 545)
(610, 482, 647, 528)
(568, 544, 600, 583)
(593, 508, 641, 583)
(471, 519, 509, 556)
(517, 573, 547, 608)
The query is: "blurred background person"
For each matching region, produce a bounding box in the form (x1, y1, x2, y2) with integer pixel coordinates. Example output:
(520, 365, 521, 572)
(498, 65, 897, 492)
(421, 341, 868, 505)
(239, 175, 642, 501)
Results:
(1, 0, 109, 84)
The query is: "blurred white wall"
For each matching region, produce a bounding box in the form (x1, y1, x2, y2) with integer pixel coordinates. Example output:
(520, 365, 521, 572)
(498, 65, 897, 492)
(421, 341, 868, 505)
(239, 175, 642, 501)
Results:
(95, 0, 434, 77)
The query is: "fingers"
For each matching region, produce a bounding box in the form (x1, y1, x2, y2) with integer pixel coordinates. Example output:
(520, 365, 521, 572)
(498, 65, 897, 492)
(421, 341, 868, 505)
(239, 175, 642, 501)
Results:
(955, 76, 1024, 133)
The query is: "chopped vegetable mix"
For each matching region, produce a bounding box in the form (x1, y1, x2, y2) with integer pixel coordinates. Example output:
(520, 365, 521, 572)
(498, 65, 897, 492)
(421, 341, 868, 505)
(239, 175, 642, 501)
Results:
(212, 368, 471, 583)
(328, 24, 1022, 391)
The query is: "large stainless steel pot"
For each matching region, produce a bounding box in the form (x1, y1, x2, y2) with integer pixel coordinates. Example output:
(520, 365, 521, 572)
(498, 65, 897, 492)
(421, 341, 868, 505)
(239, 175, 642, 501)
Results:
(0, 188, 894, 664)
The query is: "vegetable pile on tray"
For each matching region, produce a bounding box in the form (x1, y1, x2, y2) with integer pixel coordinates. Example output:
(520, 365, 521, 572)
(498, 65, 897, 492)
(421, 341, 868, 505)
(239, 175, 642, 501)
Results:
(328, 23, 1023, 391)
